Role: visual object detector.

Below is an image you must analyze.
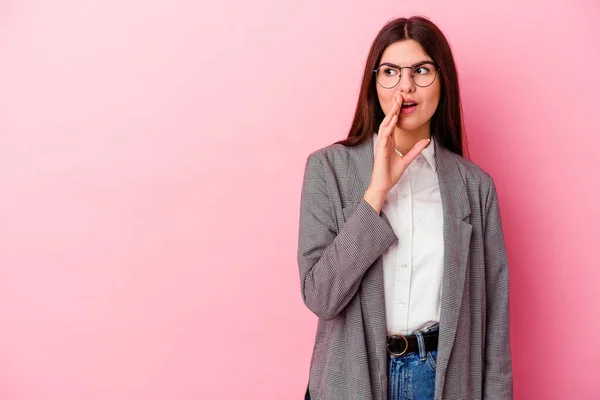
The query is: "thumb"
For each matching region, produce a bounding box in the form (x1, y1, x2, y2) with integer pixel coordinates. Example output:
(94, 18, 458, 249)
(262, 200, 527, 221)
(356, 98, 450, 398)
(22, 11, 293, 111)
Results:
(402, 138, 431, 165)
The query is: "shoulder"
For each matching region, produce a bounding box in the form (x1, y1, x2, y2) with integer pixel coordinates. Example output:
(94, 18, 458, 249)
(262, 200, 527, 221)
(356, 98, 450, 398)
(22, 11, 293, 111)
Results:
(437, 146, 501, 211)
(304, 142, 355, 171)
(441, 147, 495, 191)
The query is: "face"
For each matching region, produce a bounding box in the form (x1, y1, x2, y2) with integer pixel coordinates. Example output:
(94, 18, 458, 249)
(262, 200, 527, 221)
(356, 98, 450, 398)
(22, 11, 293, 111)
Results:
(375, 39, 441, 135)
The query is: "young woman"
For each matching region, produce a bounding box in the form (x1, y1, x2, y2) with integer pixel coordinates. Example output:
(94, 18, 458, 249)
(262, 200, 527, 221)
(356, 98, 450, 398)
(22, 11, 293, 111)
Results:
(297, 16, 513, 400)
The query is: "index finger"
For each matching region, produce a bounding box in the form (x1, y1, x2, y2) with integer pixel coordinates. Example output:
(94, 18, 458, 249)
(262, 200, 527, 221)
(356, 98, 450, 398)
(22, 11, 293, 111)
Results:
(381, 93, 403, 128)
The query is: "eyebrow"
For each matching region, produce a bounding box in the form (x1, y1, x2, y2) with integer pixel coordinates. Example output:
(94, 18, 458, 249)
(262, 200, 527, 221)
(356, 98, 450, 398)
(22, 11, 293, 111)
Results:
(379, 60, 434, 68)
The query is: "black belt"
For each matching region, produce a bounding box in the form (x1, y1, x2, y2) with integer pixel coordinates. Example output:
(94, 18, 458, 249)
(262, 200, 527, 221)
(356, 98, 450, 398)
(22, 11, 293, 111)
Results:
(386, 329, 439, 356)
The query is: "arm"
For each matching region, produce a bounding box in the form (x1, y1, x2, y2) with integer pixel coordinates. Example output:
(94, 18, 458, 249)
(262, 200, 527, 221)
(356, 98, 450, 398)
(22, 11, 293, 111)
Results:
(297, 153, 397, 320)
(482, 178, 514, 399)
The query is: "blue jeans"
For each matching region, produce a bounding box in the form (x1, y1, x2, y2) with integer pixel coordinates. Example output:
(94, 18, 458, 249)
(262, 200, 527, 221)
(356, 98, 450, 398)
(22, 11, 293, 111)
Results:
(305, 328, 437, 400)
(388, 327, 437, 400)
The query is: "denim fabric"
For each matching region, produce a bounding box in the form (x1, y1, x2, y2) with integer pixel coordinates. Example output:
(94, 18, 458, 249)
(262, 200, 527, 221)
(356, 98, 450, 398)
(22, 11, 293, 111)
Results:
(387, 349, 437, 400)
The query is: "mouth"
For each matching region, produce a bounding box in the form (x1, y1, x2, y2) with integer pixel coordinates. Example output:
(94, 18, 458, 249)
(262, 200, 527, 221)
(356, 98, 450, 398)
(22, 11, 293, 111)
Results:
(400, 102, 418, 114)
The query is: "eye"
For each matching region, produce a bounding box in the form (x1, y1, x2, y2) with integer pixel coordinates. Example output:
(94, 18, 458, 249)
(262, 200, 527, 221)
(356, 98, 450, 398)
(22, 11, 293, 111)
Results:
(414, 66, 431, 74)
(383, 67, 399, 76)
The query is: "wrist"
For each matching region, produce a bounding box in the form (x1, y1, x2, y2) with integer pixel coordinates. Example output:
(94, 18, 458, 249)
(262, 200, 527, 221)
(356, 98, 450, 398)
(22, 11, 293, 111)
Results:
(363, 187, 387, 214)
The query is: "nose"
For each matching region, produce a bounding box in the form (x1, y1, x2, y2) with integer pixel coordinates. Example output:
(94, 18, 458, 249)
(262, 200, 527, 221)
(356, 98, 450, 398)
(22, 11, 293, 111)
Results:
(397, 70, 415, 94)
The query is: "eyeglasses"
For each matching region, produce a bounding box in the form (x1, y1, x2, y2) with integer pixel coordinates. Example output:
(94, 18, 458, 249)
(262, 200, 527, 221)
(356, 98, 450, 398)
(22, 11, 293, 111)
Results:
(373, 61, 440, 89)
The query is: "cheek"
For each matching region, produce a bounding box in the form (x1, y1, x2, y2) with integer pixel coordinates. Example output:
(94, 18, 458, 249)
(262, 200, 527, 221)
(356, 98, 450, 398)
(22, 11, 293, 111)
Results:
(425, 97, 440, 114)
(422, 88, 441, 114)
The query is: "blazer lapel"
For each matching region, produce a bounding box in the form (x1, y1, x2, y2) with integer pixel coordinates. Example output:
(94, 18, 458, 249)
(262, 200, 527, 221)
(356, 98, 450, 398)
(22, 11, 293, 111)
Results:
(344, 134, 391, 381)
(434, 140, 473, 381)
(344, 135, 473, 389)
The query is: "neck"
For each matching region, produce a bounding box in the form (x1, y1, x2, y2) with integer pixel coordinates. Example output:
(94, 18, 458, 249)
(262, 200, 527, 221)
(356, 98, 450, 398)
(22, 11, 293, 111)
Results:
(393, 122, 432, 155)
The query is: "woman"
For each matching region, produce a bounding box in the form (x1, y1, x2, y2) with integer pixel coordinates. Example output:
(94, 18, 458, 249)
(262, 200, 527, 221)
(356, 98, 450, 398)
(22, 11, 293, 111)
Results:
(297, 16, 513, 400)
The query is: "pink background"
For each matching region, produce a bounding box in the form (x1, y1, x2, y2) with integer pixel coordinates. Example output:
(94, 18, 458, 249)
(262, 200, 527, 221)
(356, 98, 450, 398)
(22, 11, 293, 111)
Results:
(1, 0, 599, 399)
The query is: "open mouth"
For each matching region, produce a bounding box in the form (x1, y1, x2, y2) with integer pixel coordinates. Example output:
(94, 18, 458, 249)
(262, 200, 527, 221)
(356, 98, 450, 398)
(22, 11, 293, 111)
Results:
(400, 103, 418, 114)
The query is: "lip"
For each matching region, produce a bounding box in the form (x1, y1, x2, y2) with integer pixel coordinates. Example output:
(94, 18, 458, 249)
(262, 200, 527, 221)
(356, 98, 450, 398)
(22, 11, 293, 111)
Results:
(400, 97, 418, 105)
(400, 104, 418, 114)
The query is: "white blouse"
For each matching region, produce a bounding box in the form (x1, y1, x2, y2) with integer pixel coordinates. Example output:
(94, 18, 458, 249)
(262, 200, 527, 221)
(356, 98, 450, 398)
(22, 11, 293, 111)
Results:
(373, 134, 445, 336)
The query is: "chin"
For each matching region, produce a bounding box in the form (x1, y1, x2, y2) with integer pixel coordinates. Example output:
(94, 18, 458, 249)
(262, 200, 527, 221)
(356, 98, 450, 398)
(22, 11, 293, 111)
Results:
(398, 120, 427, 133)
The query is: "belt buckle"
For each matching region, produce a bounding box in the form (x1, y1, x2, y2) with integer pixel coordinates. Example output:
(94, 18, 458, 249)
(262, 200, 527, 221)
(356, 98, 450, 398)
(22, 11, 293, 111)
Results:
(387, 334, 409, 356)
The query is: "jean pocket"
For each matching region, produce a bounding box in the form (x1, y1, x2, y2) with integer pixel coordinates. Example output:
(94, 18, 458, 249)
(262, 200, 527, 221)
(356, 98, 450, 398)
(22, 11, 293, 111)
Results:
(426, 350, 438, 372)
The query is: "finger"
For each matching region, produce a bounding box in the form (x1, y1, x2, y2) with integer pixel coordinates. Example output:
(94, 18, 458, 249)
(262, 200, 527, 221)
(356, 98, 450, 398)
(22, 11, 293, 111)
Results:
(381, 93, 403, 129)
(384, 105, 399, 131)
(386, 114, 398, 134)
(394, 93, 404, 115)
(379, 110, 392, 131)
(377, 114, 397, 153)
(388, 95, 402, 129)
(401, 138, 431, 164)
(385, 96, 403, 130)
(387, 95, 402, 130)
(381, 94, 400, 125)
(383, 101, 400, 128)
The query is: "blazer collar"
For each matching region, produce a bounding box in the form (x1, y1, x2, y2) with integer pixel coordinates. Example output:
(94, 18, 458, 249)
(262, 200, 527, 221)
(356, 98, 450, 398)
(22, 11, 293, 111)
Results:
(372, 133, 437, 171)
(346, 133, 471, 221)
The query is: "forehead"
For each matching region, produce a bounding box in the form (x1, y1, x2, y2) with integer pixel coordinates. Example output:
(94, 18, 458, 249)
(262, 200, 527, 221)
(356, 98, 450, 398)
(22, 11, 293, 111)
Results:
(380, 40, 432, 65)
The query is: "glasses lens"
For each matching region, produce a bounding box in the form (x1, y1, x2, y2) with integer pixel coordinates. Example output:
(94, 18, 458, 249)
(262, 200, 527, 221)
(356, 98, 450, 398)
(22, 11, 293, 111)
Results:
(376, 66, 400, 88)
(412, 63, 437, 87)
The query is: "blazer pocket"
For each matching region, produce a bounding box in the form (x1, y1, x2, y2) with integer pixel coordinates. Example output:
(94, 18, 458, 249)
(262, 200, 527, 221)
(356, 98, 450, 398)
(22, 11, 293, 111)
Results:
(337, 202, 359, 232)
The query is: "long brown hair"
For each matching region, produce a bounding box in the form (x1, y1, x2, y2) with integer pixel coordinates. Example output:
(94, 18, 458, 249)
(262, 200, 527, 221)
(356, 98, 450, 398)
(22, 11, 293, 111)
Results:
(335, 16, 467, 157)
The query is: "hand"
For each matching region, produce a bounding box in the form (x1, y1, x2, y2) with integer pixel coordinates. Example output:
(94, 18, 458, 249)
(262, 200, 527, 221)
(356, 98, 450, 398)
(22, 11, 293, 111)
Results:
(365, 92, 431, 209)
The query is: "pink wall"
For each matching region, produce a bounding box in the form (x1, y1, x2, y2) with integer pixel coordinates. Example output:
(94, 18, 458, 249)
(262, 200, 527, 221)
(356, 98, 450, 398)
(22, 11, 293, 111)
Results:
(1, 0, 598, 399)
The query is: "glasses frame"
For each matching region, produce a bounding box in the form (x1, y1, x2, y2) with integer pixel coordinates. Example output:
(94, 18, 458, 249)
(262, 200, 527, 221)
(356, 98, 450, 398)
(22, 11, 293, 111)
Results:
(373, 61, 441, 89)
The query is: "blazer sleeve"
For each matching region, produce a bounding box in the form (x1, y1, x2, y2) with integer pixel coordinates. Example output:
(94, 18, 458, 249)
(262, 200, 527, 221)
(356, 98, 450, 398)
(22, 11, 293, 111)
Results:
(482, 178, 514, 399)
(297, 152, 398, 320)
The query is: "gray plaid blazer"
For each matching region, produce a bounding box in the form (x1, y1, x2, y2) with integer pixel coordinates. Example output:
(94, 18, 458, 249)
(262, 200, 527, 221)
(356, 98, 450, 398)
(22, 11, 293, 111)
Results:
(297, 134, 513, 400)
